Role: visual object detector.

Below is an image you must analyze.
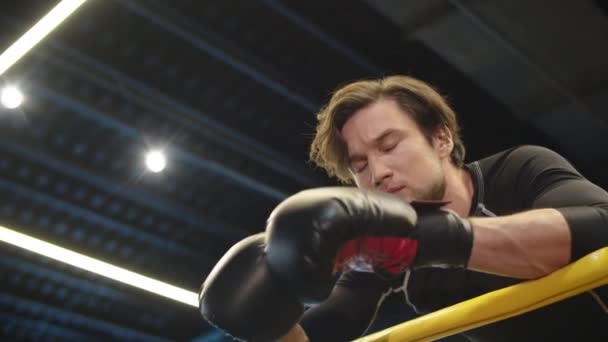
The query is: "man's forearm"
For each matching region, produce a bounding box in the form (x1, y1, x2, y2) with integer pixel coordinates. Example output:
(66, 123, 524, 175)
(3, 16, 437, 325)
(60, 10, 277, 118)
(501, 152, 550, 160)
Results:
(467, 208, 571, 279)
(279, 324, 309, 342)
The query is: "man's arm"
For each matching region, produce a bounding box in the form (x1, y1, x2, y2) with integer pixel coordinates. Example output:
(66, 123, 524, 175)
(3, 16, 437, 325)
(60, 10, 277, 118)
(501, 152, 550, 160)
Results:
(468, 208, 570, 279)
(469, 145, 608, 279)
(294, 271, 390, 341)
(278, 271, 392, 342)
(279, 324, 309, 342)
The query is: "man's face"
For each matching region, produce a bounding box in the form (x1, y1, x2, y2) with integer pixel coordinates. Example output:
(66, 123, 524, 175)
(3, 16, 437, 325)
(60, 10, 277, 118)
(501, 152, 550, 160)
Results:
(340, 99, 448, 202)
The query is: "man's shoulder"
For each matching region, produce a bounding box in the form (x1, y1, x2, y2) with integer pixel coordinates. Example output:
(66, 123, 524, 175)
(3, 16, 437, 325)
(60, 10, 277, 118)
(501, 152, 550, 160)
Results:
(467, 145, 583, 211)
(471, 145, 574, 176)
(473, 144, 559, 164)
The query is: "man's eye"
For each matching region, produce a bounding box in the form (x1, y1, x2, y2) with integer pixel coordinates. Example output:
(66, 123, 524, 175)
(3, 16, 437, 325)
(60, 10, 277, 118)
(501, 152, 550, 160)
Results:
(381, 144, 397, 152)
(352, 162, 367, 173)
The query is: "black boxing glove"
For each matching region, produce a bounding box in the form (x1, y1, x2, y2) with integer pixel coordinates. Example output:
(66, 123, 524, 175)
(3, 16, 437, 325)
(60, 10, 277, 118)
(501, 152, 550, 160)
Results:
(198, 233, 304, 342)
(410, 201, 474, 268)
(265, 187, 417, 302)
(264, 187, 473, 303)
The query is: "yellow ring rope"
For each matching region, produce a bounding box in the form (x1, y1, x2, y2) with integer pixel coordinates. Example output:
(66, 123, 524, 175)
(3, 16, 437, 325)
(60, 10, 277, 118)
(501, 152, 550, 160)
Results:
(354, 247, 608, 342)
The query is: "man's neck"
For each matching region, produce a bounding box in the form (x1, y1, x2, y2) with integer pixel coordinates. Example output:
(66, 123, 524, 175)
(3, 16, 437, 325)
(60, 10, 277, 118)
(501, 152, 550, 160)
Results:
(442, 162, 474, 217)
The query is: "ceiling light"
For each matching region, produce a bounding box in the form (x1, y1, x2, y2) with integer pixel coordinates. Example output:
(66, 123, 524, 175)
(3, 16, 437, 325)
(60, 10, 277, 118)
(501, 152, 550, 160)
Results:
(145, 150, 167, 173)
(0, 225, 199, 307)
(0, 0, 90, 77)
(1, 86, 23, 109)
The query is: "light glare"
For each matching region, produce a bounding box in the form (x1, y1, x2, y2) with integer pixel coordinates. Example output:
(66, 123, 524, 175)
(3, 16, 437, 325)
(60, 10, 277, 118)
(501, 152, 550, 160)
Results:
(146, 150, 167, 173)
(0, 225, 199, 307)
(0, 0, 89, 77)
(1, 86, 24, 109)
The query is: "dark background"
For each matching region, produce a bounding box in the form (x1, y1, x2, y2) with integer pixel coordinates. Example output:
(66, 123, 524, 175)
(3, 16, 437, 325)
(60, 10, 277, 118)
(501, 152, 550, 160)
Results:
(0, 0, 606, 341)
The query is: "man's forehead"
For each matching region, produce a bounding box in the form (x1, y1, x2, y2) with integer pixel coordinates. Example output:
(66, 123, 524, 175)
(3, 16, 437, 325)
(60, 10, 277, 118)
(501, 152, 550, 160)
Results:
(345, 128, 402, 159)
(342, 100, 413, 134)
(345, 126, 401, 144)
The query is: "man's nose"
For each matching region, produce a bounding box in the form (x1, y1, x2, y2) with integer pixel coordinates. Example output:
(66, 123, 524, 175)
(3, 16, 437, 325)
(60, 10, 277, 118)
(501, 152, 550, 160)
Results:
(370, 159, 392, 189)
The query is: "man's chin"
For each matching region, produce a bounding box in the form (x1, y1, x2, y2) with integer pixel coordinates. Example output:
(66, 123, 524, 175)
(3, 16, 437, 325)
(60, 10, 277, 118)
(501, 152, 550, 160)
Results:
(413, 189, 445, 202)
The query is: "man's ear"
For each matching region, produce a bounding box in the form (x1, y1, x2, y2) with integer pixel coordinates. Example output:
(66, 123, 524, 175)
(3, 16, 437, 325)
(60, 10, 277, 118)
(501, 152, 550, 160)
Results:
(433, 127, 454, 158)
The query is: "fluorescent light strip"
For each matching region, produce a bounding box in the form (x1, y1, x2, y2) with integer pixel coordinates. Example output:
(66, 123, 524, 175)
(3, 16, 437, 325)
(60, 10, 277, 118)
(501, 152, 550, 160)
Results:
(0, 0, 89, 76)
(0, 225, 199, 307)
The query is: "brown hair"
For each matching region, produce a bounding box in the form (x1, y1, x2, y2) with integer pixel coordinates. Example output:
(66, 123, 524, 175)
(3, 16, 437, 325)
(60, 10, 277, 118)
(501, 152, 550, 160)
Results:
(309, 75, 465, 183)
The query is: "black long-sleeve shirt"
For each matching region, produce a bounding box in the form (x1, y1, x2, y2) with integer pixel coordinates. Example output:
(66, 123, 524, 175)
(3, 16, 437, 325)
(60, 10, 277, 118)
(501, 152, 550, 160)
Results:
(301, 145, 608, 341)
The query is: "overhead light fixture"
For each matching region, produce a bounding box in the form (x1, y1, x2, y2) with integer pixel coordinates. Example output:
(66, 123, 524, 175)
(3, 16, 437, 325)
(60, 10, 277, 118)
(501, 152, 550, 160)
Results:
(0, 0, 90, 77)
(145, 149, 167, 173)
(1, 85, 24, 109)
(0, 225, 199, 307)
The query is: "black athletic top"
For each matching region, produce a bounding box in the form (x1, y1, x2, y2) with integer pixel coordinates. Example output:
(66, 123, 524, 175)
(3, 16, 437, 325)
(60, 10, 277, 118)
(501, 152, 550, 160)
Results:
(300, 145, 608, 342)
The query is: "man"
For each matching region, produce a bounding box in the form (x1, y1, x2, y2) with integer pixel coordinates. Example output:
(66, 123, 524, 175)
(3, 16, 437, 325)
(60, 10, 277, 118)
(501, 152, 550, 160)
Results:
(200, 76, 608, 341)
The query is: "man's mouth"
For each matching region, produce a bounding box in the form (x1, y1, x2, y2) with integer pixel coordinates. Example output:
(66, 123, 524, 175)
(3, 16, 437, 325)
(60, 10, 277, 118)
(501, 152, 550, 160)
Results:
(385, 186, 405, 194)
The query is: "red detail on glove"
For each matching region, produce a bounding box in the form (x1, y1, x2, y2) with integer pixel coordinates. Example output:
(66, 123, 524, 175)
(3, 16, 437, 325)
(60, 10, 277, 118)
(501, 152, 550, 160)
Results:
(333, 237, 418, 275)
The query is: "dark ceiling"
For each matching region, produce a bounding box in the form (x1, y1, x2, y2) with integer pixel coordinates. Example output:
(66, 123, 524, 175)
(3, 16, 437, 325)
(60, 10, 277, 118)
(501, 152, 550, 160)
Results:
(0, 0, 606, 341)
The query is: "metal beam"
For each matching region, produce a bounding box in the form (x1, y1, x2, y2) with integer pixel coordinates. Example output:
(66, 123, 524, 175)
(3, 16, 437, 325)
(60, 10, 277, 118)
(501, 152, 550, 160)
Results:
(0, 140, 248, 240)
(0, 293, 172, 342)
(190, 329, 226, 342)
(0, 14, 313, 199)
(262, 0, 385, 75)
(447, 0, 592, 117)
(29, 82, 288, 200)
(0, 255, 130, 302)
(0, 313, 91, 341)
(44, 38, 324, 189)
(115, 0, 317, 113)
(0, 177, 197, 257)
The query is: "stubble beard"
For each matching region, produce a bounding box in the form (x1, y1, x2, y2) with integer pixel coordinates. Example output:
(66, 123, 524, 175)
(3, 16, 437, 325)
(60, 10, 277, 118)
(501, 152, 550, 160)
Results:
(414, 171, 447, 201)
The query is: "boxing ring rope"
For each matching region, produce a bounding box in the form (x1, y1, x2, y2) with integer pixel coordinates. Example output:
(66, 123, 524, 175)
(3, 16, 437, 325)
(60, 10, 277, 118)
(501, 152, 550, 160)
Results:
(354, 247, 608, 342)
